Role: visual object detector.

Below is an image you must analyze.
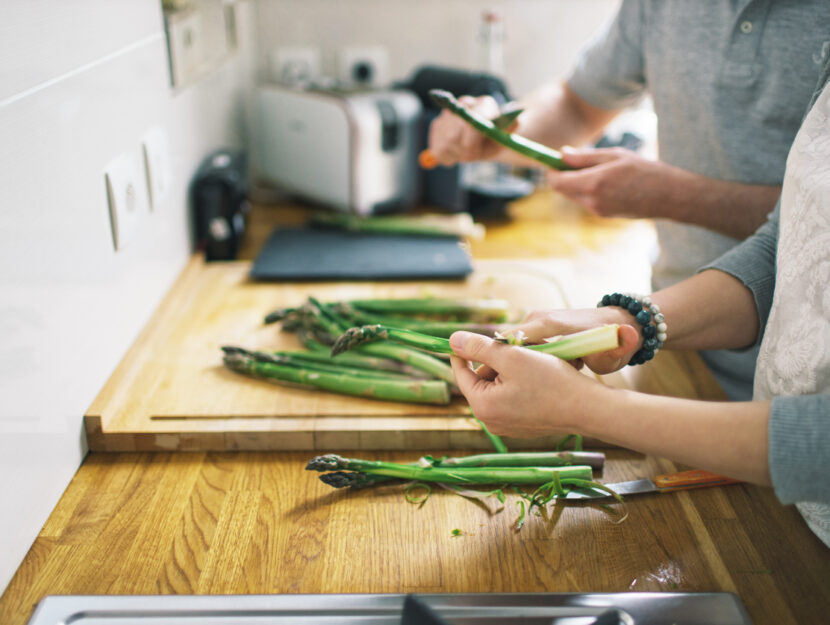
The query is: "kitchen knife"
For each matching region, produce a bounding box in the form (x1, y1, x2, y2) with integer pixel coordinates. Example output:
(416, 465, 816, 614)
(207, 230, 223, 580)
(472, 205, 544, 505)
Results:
(565, 469, 742, 500)
(418, 106, 524, 169)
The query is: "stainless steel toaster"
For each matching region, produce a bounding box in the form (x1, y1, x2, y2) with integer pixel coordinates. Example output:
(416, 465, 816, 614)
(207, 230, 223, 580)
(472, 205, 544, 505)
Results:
(255, 84, 422, 215)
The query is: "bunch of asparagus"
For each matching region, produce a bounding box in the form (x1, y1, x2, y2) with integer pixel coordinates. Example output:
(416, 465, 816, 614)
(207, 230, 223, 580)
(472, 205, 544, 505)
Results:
(222, 296, 513, 405)
(223, 295, 621, 406)
(306, 450, 606, 489)
(306, 447, 622, 528)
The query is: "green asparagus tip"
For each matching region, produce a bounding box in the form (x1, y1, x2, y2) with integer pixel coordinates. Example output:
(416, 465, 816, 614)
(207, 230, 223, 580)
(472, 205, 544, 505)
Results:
(306, 454, 348, 472)
(264, 308, 294, 324)
(318, 471, 378, 489)
(330, 325, 388, 356)
(221, 345, 250, 357)
(428, 89, 455, 110)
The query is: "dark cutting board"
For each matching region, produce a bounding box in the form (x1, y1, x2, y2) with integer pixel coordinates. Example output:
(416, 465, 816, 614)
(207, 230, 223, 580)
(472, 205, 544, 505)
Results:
(250, 226, 474, 281)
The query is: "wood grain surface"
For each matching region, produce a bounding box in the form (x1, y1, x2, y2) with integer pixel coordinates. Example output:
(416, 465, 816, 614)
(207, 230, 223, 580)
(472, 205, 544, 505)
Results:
(2, 450, 829, 625)
(4, 191, 827, 625)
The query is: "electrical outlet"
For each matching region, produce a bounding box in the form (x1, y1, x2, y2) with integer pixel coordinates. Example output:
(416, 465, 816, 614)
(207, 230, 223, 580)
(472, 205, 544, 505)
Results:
(104, 152, 143, 251)
(337, 45, 389, 88)
(142, 127, 172, 211)
(269, 46, 320, 85)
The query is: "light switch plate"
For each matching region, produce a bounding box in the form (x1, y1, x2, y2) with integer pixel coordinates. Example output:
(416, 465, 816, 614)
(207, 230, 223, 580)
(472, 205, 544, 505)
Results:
(142, 126, 172, 211)
(270, 46, 320, 85)
(165, 8, 204, 87)
(104, 152, 142, 251)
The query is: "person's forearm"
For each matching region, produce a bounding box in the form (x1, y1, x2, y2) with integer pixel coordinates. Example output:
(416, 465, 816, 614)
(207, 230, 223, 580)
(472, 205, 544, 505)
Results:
(650, 270, 759, 351)
(492, 81, 618, 166)
(579, 387, 771, 485)
(661, 166, 780, 239)
(597, 270, 759, 351)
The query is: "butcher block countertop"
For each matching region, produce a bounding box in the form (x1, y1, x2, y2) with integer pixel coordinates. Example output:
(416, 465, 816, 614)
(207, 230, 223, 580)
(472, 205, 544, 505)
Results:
(2, 191, 829, 625)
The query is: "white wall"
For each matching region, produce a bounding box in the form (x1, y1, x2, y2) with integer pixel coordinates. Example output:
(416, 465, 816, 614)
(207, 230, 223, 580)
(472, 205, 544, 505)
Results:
(254, 0, 620, 96)
(0, 1, 255, 594)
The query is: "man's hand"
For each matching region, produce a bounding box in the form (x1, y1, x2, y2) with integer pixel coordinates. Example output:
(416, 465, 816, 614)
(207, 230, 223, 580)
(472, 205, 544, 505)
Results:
(547, 147, 681, 219)
(427, 95, 512, 166)
(547, 147, 781, 238)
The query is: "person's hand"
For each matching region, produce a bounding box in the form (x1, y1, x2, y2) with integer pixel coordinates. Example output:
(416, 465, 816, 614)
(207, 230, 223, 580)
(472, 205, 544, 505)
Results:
(427, 95, 508, 166)
(448, 331, 614, 438)
(499, 308, 642, 375)
(547, 147, 683, 219)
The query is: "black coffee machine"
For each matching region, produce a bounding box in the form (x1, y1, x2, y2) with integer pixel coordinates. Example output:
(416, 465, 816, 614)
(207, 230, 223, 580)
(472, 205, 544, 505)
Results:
(191, 149, 249, 261)
(398, 65, 534, 216)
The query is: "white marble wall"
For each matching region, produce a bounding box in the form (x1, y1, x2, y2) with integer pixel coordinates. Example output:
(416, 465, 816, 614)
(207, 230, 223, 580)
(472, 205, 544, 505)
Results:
(253, 0, 620, 95)
(0, 0, 255, 594)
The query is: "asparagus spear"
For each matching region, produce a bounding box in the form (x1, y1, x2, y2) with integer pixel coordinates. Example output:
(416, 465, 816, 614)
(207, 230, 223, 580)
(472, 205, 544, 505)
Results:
(429, 89, 572, 171)
(265, 297, 511, 325)
(222, 348, 451, 405)
(331, 324, 620, 361)
(315, 450, 606, 489)
(304, 299, 458, 384)
(435, 451, 605, 470)
(348, 297, 510, 323)
(332, 302, 505, 338)
(224, 347, 419, 381)
(306, 454, 593, 486)
(299, 333, 435, 379)
(309, 211, 485, 239)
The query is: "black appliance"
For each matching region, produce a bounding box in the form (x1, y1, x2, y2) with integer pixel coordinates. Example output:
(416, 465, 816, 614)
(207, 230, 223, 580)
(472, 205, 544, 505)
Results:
(191, 149, 249, 261)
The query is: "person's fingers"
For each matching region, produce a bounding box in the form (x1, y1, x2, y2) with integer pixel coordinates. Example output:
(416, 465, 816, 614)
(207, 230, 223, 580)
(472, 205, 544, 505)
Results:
(475, 362, 498, 381)
(546, 169, 596, 196)
(560, 146, 627, 168)
(449, 354, 490, 398)
(428, 112, 464, 165)
(449, 331, 512, 371)
(582, 324, 641, 372)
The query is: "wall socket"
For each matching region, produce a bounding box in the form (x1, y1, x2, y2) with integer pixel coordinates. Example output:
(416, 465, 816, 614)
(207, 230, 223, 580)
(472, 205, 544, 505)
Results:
(270, 46, 321, 85)
(104, 152, 145, 251)
(337, 45, 389, 88)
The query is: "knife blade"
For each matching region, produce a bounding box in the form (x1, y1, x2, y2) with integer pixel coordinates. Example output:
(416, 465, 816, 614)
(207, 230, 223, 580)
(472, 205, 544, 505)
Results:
(418, 106, 524, 169)
(565, 469, 742, 500)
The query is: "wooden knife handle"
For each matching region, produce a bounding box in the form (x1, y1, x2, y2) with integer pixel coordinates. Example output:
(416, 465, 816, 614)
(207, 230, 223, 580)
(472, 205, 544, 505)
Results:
(654, 469, 742, 491)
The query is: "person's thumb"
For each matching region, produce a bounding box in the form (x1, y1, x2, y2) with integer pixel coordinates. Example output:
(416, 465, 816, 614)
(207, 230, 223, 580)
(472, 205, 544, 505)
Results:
(449, 331, 505, 368)
(560, 146, 622, 169)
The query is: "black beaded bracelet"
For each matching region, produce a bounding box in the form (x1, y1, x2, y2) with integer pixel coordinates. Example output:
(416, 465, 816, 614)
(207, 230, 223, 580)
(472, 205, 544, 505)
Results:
(597, 292, 667, 366)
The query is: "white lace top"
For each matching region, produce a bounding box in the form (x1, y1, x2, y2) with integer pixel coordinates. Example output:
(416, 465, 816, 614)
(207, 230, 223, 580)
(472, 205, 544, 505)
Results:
(754, 81, 830, 545)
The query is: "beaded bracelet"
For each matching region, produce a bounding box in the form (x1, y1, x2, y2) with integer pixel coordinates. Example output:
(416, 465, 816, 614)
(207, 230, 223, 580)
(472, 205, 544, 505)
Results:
(597, 292, 667, 366)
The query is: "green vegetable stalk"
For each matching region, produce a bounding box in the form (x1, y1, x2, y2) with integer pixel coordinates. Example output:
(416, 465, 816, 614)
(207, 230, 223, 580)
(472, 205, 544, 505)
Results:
(331, 324, 621, 361)
(429, 89, 572, 171)
(306, 454, 594, 486)
(223, 347, 451, 405)
(309, 211, 485, 239)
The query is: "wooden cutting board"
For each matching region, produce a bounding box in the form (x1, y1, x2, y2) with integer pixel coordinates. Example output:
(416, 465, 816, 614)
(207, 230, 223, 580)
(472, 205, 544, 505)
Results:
(85, 256, 587, 451)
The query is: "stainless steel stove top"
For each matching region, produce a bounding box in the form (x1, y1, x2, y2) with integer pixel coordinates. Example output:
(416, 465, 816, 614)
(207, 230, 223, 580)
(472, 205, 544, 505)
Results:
(26, 592, 753, 625)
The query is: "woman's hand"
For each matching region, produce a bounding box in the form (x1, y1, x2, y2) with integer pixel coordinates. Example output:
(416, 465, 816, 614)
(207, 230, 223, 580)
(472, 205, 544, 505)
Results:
(504, 308, 642, 374)
(448, 331, 614, 438)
